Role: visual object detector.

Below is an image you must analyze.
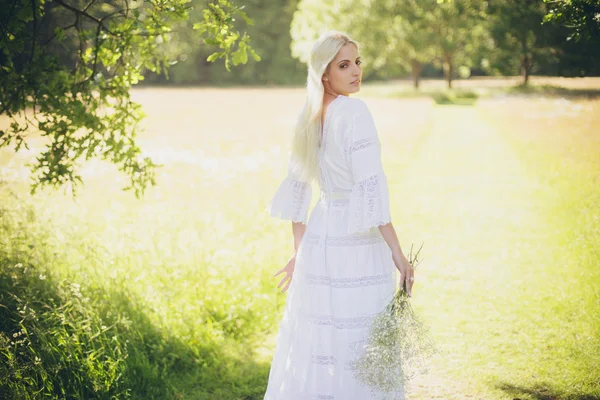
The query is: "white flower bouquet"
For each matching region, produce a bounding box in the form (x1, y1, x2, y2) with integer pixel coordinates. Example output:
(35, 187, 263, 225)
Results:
(350, 242, 437, 394)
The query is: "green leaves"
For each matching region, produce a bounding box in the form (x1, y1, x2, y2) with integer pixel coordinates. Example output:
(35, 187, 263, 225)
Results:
(194, 1, 260, 71)
(543, 0, 600, 43)
(0, 0, 256, 197)
(232, 40, 249, 65)
(53, 26, 66, 42)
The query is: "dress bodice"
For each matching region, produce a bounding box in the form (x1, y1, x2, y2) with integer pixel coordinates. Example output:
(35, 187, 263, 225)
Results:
(267, 95, 392, 235)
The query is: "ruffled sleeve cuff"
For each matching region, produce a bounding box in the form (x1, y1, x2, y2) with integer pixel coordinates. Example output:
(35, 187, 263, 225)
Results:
(266, 177, 312, 224)
(347, 173, 391, 234)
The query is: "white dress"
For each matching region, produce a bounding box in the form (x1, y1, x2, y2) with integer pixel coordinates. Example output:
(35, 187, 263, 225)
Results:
(264, 95, 404, 400)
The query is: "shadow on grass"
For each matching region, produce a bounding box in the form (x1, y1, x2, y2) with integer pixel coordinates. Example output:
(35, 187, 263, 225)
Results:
(387, 88, 479, 105)
(505, 84, 600, 99)
(386, 84, 600, 103)
(0, 230, 269, 399)
(497, 382, 600, 400)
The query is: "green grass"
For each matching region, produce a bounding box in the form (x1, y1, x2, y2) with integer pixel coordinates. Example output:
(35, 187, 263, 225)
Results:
(359, 76, 600, 103)
(429, 89, 479, 105)
(0, 80, 599, 399)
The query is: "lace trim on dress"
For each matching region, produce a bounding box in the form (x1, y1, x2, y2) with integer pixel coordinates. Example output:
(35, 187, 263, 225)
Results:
(303, 231, 385, 247)
(308, 314, 376, 330)
(311, 355, 336, 365)
(313, 349, 390, 377)
(266, 177, 312, 224)
(317, 198, 352, 209)
(347, 173, 391, 234)
(304, 273, 393, 288)
(345, 137, 379, 155)
(310, 355, 359, 373)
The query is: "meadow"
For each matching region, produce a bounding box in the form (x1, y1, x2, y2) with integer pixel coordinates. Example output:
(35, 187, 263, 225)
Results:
(0, 77, 599, 399)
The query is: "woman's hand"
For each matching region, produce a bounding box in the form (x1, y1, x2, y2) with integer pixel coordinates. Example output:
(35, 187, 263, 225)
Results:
(273, 253, 297, 293)
(392, 249, 415, 297)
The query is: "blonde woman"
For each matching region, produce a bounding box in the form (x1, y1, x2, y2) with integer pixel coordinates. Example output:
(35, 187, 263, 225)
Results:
(264, 30, 415, 399)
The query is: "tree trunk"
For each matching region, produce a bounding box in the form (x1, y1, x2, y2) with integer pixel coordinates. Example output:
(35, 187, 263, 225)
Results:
(521, 53, 533, 86)
(443, 53, 453, 89)
(520, 38, 534, 86)
(411, 59, 424, 89)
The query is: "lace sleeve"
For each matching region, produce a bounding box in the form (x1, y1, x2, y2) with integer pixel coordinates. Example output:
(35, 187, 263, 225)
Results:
(266, 153, 312, 224)
(346, 102, 391, 234)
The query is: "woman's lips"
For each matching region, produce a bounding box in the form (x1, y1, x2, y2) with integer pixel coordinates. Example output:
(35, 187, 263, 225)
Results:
(351, 80, 361, 85)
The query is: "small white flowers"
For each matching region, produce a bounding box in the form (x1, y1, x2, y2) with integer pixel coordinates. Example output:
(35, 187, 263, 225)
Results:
(350, 243, 438, 394)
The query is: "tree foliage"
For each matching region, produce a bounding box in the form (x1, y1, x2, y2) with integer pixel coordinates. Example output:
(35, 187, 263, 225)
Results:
(488, 0, 562, 84)
(290, 0, 411, 81)
(372, 0, 438, 88)
(543, 0, 600, 43)
(145, 0, 305, 85)
(291, 0, 489, 88)
(0, 0, 256, 196)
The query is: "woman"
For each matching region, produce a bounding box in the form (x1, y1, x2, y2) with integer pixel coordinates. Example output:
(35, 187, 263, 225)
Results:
(264, 30, 415, 400)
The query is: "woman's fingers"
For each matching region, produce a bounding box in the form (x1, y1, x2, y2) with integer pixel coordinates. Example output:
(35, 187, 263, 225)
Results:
(400, 270, 407, 292)
(277, 274, 289, 289)
(281, 278, 292, 293)
(399, 262, 415, 296)
(273, 268, 284, 278)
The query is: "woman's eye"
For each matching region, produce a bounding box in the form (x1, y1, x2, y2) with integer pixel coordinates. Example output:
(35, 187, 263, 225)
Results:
(357, 60, 362, 65)
(340, 64, 347, 69)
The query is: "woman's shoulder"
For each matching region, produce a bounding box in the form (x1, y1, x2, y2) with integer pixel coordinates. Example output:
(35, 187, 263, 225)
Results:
(337, 96, 371, 117)
(334, 96, 377, 143)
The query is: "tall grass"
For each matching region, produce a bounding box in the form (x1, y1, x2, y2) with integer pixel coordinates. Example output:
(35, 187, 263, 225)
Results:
(0, 192, 274, 399)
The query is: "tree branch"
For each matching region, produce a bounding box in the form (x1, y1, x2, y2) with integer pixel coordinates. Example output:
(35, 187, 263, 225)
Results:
(82, 0, 96, 13)
(53, 0, 117, 36)
(41, 22, 77, 46)
(29, 0, 38, 65)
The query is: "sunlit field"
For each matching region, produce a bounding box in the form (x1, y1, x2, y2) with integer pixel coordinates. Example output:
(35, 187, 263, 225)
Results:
(1, 78, 599, 399)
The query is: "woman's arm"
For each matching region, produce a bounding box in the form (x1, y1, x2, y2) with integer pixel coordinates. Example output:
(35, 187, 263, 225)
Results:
(378, 222, 402, 255)
(341, 100, 415, 295)
(272, 221, 306, 294)
(292, 221, 307, 255)
(378, 223, 414, 296)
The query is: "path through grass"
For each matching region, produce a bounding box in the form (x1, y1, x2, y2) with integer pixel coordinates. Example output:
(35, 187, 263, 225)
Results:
(396, 97, 600, 399)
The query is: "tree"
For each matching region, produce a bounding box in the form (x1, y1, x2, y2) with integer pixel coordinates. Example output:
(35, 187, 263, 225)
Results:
(0, 0, 256, 196)
(488, 0, 561, 85)
(375, 0, 438, 89)
(424, 0, 489, 88)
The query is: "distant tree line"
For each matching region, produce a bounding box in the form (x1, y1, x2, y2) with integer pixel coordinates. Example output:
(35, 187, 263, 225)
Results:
(290, 0, 600, 88)
(144, 0, 600, 87)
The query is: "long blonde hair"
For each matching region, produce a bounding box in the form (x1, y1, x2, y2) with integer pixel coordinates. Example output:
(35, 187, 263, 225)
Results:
(290, 30, 359, 184)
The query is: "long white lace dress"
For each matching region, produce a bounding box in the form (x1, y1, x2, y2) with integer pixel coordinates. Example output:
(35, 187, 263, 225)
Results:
(264, 95, 404, 400)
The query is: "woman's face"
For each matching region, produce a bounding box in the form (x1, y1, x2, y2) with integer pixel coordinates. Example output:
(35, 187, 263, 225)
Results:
(322, 43, 362, 96)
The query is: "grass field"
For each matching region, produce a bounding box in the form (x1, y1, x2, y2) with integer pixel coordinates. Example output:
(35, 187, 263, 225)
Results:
(0, 77, 599, 399)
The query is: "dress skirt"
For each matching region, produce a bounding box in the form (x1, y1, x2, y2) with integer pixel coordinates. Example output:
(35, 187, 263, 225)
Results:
(263, 194, 405, 400)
